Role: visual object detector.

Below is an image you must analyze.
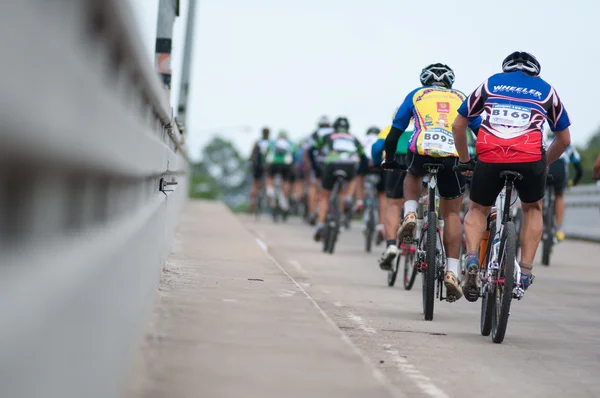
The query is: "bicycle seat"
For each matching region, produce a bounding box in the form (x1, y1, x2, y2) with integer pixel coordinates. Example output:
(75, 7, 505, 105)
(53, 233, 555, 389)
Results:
(333, 169, 348, 178)
(499, 170, 523, 181)
(365, 173, 380, 185)
(423, 163, 445, 172)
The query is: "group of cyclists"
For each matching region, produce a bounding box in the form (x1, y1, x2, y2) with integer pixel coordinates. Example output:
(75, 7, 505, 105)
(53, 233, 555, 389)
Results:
(249, 50, 585, 303)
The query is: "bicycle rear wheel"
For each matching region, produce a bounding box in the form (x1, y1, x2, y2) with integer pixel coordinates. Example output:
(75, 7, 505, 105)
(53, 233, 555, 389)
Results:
(326, 181, 342, 254)
(365, 207, 375, 253)
(491, 221, 516, 344)
(388, 251, 399, 287)
(423, 211, 436, 321)
(322, 221, 330, 252)
(403, 247, 417, 290)
(480, 222, 496, 336)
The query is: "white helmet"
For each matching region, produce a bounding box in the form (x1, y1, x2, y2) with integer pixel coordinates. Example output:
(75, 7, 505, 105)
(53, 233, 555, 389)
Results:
(317, 115, 330, 127)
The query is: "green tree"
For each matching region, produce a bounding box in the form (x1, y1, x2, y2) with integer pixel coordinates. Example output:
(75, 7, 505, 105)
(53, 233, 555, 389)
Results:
(576, 129, 600, 184)
(189, 136, 251, 207)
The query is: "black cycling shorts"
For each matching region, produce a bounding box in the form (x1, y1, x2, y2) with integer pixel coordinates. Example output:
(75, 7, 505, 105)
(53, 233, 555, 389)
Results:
(253, 166, 264, 180)
(268, 164, 294, 182)
(321, 162, 356, 191)
(547, 159, 568, 195)
(470, 156, 547, 206)
(406, 152, 465, 200)
(386, 170, 406, 199)
(313, 163, 323, 180)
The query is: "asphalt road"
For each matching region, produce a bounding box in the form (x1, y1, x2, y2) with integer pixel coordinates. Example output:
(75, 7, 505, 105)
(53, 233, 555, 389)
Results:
(241, 215, 600, 398)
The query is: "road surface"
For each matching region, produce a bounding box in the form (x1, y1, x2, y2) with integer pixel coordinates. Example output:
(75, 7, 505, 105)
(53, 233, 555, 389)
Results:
(127, 201, 600, 398)
(242, 214, 600, 398)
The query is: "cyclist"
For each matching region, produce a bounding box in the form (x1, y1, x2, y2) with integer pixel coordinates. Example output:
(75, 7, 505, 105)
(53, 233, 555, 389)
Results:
(265, 130, 296, 213)
(382, 63, 482, 300)
(249, 127, 271, 213)
(545, 131, 583, 241)
(362, 126, 386, 244)
(292, 136, 311, 214)
(372, 124, 413, 269)
(313, 117, 368, 241)
(307, 116, 334, 225)
(452, 51, 572, 301)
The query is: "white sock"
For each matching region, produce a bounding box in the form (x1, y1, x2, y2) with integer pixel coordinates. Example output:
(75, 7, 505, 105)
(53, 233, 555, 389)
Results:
(404, 200, 418, 215)
(447, 258, 459, 277)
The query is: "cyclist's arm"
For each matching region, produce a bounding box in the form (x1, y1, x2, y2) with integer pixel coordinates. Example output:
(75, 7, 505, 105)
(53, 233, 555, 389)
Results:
(572, 161, 583, 185)
(264, 142, 274, 165)
(569, 147, 583, 184)
(546, 129, 571, 164)
(546, 87, 572, 164)
(371, 139, 384, 165)
(249, 142, 258, 162)
(384, 89, 418, 161)
(452, 115, 471, 163)
(453, 83, 488, 162)
(289, 140, 297, 164)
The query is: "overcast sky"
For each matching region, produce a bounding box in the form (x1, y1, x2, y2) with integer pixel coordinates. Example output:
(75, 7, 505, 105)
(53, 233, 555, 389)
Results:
(131, 0, 597, 160)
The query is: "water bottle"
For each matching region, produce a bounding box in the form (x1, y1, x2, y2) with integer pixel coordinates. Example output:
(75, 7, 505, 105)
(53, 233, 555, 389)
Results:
(492, 233, 501, 262)
(416, 197, 425, 235)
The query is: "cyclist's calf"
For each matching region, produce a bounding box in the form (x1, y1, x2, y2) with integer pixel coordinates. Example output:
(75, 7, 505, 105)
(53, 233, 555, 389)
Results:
(520, 200, 543, 265)
(440, 197, 463, 259)
(464, 202, 492, 255)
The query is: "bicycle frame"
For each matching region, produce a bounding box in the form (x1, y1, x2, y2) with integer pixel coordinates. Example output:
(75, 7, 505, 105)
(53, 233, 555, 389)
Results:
(485, 176, 524, 299)
(415, 167, 448, 301)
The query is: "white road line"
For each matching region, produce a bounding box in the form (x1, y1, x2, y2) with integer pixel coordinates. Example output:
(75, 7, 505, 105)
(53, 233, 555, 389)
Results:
(255, 238, 269, 253)
(276, 289, 297, 298)
(254, 232, 447, 398)
(382, 344, 450, 398)
(222, 298, 238, 303)
(254, 237, 404, 398)
(347, 312, 377, 334)
(288, 259, 308, 275)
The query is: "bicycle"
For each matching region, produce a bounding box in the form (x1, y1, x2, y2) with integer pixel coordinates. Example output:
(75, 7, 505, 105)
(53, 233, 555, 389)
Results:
(363, 173, 380, 253)
(455, 163, 524, 344)
(254, 177, 267, 221)
(541, 174, 556, 266)
(270, 173, 288, 223)
(394, 163, 450, 321)
(387, 204, 418, 290)
(322, 169, 349, 254)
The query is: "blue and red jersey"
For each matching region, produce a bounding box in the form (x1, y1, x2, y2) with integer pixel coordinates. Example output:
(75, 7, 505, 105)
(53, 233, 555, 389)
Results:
(457, 71, 571, 163)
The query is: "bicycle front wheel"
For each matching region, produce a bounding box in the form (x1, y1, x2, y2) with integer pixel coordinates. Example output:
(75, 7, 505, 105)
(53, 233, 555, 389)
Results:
(541, 195, 554, 266)
(365, 208, 374, 253)
(480, 222, 496, 336)
(423, 211, 436, 321)
(491, 221, 516, 344)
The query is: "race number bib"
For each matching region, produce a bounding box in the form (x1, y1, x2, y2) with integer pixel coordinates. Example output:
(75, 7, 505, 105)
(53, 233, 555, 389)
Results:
(489, 104, 531, 127)
(332, 138, 357, 153)
(418, 128, 456, 157)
